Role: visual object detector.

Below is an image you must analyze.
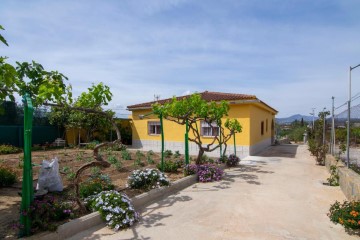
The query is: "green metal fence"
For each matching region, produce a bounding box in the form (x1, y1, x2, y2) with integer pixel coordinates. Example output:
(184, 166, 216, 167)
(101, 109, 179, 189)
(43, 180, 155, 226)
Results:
(0, 125, 63, 147)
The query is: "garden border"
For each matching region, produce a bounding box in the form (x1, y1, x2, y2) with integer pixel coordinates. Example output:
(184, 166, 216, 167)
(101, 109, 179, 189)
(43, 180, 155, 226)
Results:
(325, 154, 360, 201)
(25, 174, 198, 240)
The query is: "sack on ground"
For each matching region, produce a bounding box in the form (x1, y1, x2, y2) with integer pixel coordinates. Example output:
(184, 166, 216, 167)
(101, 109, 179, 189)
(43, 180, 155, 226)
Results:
(36, 157, 63, 192)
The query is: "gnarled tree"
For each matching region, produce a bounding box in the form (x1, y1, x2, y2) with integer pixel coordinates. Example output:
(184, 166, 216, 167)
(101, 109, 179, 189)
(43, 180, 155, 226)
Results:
(152, 93, 242, 164)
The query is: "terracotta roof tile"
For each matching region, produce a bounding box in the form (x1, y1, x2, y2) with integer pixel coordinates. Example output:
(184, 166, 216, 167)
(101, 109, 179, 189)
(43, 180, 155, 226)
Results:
(127, 91, 257, 109)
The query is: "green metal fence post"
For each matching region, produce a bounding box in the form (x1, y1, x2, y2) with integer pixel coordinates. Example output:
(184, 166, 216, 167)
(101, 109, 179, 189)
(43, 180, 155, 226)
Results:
(185, 119, 189, 165)
(160, 112, 165, 172)
(233, 132, 236, 156)
(219, 121, 222, 158)
(20, 93, 34, 237)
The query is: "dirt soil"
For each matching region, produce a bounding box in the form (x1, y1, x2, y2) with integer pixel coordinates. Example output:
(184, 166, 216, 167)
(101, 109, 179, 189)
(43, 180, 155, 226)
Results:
(0, 148, 188, 239)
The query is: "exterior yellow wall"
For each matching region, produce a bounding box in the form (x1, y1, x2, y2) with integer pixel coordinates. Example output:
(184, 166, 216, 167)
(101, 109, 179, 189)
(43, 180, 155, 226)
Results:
(130, 103, 257, 147)
(249, 104, 276, 145)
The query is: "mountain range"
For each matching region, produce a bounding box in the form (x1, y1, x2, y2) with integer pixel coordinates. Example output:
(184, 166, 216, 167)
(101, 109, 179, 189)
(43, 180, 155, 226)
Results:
(276, 114, 318, 124)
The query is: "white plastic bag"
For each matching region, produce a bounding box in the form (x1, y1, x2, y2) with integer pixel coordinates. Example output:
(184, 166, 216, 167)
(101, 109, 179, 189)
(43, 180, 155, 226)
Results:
(36, 157, 63, 192)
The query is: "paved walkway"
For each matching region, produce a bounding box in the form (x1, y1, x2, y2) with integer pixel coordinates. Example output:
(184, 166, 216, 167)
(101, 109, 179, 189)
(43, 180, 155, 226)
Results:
(68, 144, 358, 240)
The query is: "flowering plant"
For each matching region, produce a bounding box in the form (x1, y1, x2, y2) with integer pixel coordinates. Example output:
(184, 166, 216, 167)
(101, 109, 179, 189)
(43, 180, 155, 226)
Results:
(20, 194, 74, 233)
(184, 164, 198, 176)
(328, 200, 360, 229)
(197, 164, 223, 182)
(226, 154, 240, 167)
(127, 168, 170, 190)
(85, 190, 139, 231)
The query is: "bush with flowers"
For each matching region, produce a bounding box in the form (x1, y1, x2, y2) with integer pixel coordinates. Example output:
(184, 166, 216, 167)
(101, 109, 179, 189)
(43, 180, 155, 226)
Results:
(184, 164, 198, 176)
(18, 194, 75, 233)
(328, 200, 360, 229)
(197, 164, 223, 182)
(127, 168, 170, 190)
(226, 154, 240, 167)
(85, 190, 139, 231)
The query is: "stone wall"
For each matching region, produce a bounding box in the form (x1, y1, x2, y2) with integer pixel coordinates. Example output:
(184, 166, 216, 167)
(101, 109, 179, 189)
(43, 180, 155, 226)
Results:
(325, 154, 360, 201)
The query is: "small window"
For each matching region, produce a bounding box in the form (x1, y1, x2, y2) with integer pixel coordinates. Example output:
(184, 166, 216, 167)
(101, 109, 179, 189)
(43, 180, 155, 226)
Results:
(201, 121, 219, 137)
(266, 119, 268, 132)
(148, 121, 161, 135)
(261, 121, 264, 135)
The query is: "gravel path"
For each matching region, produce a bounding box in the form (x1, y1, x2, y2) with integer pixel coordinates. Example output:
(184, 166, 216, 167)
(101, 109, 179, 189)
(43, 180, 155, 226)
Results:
(67, 144, 358, 240)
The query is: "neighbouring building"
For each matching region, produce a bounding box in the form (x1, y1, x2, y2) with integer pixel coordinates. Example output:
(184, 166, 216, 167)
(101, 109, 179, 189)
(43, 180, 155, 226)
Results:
(127, 91, 278, 159)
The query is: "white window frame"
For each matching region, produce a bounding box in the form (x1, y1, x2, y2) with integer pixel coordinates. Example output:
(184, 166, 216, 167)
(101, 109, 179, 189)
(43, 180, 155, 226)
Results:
(201, 121, 220, 137)
(148, 121, 161, 135)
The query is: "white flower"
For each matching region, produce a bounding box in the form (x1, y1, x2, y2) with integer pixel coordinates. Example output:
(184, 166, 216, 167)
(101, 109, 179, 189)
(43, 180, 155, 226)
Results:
(114, 224, 120, 230)
(106, 214, 112, 221)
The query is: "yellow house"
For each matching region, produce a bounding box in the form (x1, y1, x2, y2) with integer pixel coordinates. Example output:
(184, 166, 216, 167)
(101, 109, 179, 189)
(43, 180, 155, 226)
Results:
(127, 91, 277, 159)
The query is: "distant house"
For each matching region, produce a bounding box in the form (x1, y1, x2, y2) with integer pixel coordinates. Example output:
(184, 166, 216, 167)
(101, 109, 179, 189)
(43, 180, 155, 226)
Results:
(127, 91, 278, 159)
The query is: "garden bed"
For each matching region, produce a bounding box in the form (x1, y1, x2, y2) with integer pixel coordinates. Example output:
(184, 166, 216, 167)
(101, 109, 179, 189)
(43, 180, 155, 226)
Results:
(0, 147, 191, 239)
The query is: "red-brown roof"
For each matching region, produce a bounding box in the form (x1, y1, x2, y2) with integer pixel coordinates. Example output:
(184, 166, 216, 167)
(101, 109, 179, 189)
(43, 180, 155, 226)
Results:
(127, 91, 258, 109)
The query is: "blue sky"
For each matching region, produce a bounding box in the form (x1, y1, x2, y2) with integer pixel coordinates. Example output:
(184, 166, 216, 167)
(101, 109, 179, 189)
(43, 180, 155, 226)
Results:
(1, 0, 360, 118)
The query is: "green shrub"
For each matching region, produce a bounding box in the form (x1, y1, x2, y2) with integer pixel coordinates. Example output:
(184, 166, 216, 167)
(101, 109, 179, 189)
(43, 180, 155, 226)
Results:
(121, 150, 131, 160)
(327, 165, 339, 186)
(164, 150, 173, 158)
(0, 165, 17, 187)
(134, 157, 145, 168)
(0, 144, 22, 155)
(147, 150, 154, 156)
(174, 150, 181, 158)
(107, 143, 127, 151)
(146, 154, 155, 164)
(62, 166, 75, 181)
(135, 150, 145, 158)
(85, 141, 98, 150)
(128, 168, 170, 190)
(79, 174, 114, 199)
(107, 155, 118, 164)
(328, 200, 360, 229)
(114, 161, 122, 171)
(157, 160, 179, 172)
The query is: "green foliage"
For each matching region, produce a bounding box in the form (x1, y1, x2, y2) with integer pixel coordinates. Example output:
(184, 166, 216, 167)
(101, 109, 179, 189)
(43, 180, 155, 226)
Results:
(107, 154, 118, 164)
(127, 169, 170, 190)
(327, 165, 339, 186)
(288, 126, 307, 142)
(328, 200, 360, 229)
(85, 141, 97, 150)
(79, 173, 114, 199)
(121, 149, 131, 160)
(164, 149, 173, 158)
(76, 151, 84, 161)
(157, 159, 180, 172)
(62, 166, 75, 181)
(134, 157, 145, 168)
(0, 25, 8, 46)
(0, 144, 22, 154)
(146, 151, 155, 164)
(0, 165, 17, 187)
(135, 150, 145, 158)
(308, 139, 328, 165)
(174, 150, 181, 158)
(152, 93, 242, 164)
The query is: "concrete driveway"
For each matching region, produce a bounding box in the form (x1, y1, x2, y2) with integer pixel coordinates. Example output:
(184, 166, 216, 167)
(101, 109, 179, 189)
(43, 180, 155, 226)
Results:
(68, 144, 358, 240)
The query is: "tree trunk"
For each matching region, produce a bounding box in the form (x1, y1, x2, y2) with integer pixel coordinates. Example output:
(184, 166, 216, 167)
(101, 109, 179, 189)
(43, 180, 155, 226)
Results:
(196, 148, 204, 165)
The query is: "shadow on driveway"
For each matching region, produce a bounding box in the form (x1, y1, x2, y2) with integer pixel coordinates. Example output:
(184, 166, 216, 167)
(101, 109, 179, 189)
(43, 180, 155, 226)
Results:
(255, 144, 299, 158)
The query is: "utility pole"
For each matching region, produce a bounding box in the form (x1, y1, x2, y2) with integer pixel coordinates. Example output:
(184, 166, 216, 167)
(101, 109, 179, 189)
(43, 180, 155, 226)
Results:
(331, 97, 335, 155)
(322, 107, 326, 146)
(311, 108, 316, 131)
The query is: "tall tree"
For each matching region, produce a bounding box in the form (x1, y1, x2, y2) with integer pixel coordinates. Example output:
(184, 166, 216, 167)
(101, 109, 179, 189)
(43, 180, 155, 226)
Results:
(153, 93, 242, 164)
